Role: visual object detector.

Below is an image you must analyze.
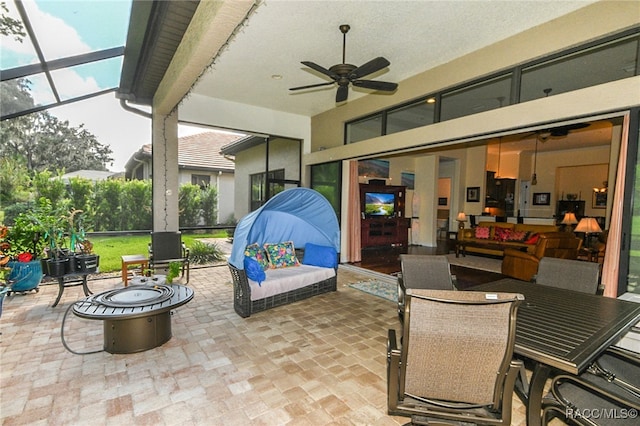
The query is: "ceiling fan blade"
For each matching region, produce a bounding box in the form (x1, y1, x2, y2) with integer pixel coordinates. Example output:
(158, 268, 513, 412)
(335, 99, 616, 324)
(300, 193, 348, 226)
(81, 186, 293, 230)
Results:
(336, 85, 349, 102)
(349, 57, 390, 79)
(352, 80, 398, 91)
(301, 61, 338, 80)
(289, 81, 336, 91)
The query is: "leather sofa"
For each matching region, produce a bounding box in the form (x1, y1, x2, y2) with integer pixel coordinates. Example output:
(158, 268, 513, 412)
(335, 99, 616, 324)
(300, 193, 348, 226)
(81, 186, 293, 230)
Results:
(501, 232, 583, 281)
(457, 221, 559, 258)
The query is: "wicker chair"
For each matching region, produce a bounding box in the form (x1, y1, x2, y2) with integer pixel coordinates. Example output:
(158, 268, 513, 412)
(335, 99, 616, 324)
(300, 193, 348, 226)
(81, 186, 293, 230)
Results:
(542, 347, 640, 425)
(397, 255, 456, 322)
(148, 231, 190, 283)
(388, 289, 524, 425)
(534, 257, 601, 294)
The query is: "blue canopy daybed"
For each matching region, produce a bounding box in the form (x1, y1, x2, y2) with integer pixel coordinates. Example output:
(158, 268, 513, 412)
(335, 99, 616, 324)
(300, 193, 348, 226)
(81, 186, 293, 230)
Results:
(228, 187, 340, 317)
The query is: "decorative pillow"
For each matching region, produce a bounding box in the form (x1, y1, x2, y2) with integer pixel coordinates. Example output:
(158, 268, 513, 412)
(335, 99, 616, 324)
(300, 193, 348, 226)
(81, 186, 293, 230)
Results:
(244, 243, 270, 270)
(474, 226, 490, 239)
(244, 256, 266, 285)
(494, 227, 512, 242)
(302, 243, 338, 269)
(525, 233, 540, 245)
(507, 230, 528, 242)
(264, 241, 300, 268)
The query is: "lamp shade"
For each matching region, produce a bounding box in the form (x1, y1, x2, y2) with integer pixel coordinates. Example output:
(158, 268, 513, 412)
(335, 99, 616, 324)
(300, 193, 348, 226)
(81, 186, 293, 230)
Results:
(456, 212, 467, 222)
(574, 217, 602, 234)
(561, 212, 578, 225)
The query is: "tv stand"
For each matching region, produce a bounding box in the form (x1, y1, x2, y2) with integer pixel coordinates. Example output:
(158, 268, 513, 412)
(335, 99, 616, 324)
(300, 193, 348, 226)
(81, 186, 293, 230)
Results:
(360, 184, 409, 248)
(361, 217, 410, 248)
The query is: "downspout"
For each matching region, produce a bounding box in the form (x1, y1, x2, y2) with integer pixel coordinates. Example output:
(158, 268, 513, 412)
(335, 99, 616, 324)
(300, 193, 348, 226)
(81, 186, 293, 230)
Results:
(216, 170, 222, 224)
(119, 99, 152, 119)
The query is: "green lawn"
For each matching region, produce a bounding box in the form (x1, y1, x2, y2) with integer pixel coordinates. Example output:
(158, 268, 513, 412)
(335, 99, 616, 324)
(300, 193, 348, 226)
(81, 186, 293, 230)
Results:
(91, 232, 227, 273)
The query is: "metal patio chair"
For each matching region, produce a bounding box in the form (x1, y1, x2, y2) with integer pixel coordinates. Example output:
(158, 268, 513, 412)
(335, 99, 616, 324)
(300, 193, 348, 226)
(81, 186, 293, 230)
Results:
(148, 231, 190, 283)
(534, 257, 601, 294)
(388, 289, 524, 425)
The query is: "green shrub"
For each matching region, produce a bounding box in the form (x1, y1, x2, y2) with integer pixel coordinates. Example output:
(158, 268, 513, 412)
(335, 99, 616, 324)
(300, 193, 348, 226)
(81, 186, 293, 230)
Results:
(188, 240, 225, 264)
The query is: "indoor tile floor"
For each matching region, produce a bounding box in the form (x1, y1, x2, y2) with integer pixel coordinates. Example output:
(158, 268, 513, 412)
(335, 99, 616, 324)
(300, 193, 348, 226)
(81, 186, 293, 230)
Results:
(0, 265, 539, 425)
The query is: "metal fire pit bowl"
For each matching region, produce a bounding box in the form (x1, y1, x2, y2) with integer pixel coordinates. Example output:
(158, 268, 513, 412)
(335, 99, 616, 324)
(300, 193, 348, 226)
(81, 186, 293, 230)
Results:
(73, 284, 193, 354)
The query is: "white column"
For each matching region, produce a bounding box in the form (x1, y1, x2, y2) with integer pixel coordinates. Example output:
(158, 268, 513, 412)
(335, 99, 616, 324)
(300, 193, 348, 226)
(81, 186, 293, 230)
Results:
(152, 109, 180, 232)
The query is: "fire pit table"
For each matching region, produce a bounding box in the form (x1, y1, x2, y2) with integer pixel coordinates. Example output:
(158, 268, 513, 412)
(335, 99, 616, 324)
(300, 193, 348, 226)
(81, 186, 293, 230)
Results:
(72, 283, 193, 354)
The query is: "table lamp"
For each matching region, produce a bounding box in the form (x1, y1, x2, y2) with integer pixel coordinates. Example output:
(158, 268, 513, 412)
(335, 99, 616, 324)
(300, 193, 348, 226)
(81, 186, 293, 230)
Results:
(456, 212, 467, 230)
(561, 212, 578, 232)
(574, 217, 602, 248)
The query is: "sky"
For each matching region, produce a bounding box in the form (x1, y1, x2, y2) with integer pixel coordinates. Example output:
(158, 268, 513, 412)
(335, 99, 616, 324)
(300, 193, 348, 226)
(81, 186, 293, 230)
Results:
(1, 0, 215, 172)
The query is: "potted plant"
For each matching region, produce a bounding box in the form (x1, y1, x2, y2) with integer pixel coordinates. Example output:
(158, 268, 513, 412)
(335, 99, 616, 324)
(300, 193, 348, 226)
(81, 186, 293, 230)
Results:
(1, 220, 45, 293)
(166, 261, 181, 284)
(26, 198, 68, 277)
(67, 209, 99, 274)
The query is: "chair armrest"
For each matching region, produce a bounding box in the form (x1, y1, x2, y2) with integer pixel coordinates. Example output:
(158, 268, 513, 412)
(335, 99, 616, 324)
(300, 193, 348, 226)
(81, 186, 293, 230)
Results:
(503, 248, 538, 262)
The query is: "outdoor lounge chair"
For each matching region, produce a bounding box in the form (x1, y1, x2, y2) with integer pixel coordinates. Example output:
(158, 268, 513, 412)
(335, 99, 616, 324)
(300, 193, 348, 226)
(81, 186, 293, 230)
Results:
(387, 289, 524, 425)
(397, 255, 456, 322)
(542, 346, 640, 425)
(148, 231, 190, 283)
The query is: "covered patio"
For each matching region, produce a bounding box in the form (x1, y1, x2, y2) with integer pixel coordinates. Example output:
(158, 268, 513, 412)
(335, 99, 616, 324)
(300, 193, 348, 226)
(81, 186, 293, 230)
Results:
(0, 264, 543, 425)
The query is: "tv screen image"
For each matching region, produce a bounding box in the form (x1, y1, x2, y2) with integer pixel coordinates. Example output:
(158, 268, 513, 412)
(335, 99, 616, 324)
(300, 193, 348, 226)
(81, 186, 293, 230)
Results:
(365, 192, 395, 217)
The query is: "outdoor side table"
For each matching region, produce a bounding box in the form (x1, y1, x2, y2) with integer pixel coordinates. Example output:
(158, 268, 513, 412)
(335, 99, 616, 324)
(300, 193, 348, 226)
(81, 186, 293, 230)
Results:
(72, 283, 193, 354)
(121, 254, 149, 286)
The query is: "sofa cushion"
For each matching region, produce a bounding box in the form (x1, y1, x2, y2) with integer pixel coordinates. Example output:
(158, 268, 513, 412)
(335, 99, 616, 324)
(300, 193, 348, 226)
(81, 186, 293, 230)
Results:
(264, 241, 300, 268)
(248, 264, 336, 301)
(494, 227, 512, 242)
(303, 243, 338, 268)
(525, 233, 540, 245)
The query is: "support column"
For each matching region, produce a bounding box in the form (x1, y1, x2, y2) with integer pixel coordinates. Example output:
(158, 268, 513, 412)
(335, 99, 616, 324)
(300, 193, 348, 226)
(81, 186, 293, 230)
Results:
(152, 110, 179, 232)
(415, 155, 439, 247)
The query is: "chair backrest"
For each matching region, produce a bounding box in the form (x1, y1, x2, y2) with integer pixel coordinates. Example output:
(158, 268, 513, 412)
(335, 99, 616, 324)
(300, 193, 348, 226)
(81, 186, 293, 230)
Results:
(536, 257, 600, 294)
(533, 232, 581, 260)
(151, 232, 183, 261)
(401, 289, 522, 407)
(399, 255, 455, 291)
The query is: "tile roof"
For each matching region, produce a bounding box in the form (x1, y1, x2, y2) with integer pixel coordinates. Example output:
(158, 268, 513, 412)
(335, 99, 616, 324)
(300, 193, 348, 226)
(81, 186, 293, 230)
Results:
(178, 131, 242, 171)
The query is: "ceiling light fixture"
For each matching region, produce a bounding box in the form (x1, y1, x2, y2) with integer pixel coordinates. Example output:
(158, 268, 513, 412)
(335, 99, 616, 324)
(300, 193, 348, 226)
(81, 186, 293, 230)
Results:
(271, 74, 283, 80)
(426, 98, 436, 104)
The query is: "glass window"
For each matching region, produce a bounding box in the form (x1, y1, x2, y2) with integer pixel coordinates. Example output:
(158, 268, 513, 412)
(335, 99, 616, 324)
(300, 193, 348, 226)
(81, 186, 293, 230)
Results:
(250, 169, 285, 211)
(440, 74, 512, 122)
(386, 99, 436, 135)
(191, 174, 210, 188)
(311, 162, 341, 218)
(346, 113, 383, 144)
(520, 35, 639, 102)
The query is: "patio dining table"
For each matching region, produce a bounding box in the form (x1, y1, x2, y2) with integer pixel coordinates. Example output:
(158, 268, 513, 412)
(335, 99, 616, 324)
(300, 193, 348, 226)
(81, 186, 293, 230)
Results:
(474, 278, 640, 426)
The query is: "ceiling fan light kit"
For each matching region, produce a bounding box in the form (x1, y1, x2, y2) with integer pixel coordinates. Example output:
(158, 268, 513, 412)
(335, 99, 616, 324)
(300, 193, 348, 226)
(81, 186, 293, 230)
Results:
(289, 24, 398, 102)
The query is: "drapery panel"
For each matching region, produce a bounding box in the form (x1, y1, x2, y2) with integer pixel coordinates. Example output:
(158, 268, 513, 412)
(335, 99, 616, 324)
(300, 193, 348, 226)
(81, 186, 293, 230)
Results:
(603, 113, 629, 297)
(347, 160, 361, 263)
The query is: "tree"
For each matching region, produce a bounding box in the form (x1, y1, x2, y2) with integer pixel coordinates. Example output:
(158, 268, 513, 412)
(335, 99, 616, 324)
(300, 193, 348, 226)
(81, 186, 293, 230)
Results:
(0, 7, 114, 173)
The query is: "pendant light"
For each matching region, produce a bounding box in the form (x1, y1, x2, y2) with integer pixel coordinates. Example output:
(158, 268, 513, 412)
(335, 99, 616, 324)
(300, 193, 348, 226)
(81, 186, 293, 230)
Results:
(495, 137, 502, 185)
(531, 137, 538, 185)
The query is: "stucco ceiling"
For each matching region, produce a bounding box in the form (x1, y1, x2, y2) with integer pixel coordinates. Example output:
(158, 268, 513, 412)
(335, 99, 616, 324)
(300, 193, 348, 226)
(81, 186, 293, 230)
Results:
(191, 0, 598, 118)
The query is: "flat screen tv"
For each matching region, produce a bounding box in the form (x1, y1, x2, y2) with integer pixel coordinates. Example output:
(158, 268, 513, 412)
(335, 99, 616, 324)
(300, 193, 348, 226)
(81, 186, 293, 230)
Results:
(364, 192, 395, 217)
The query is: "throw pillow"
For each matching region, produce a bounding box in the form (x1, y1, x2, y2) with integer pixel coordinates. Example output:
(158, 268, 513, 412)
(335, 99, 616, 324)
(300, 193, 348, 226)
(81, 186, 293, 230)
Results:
(244, 256, 266, 285)
(244, 243, 270, 270)
(264, 241, 300, 268)
(525, 233, 539, 245)
(474, 226, 490, 239)
(494, 227, 512, 242)
(507, 230, 528, 242)
(302, 243, 338, 269)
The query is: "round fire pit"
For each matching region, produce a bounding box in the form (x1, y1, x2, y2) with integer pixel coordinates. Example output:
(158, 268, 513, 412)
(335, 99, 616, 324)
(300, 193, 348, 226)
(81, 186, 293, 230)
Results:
(73, 284, 193, 354)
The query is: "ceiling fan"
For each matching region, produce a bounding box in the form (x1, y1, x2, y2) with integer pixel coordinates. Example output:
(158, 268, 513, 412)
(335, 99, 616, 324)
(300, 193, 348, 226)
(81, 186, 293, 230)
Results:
(289, 24, 398, 103)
